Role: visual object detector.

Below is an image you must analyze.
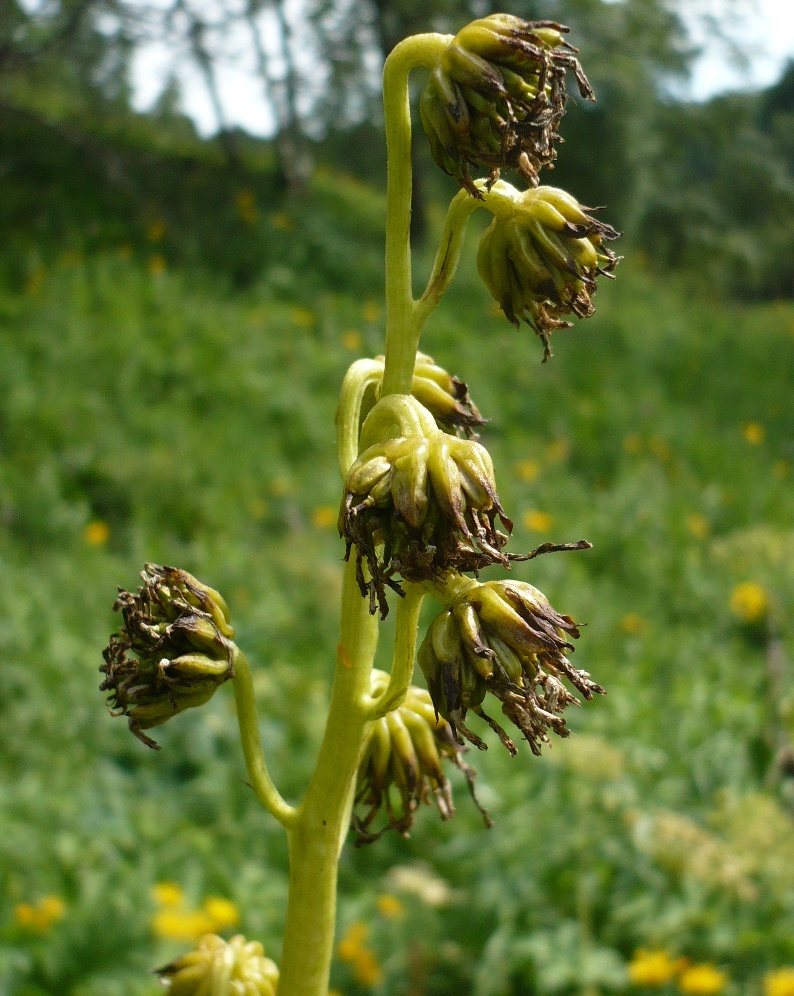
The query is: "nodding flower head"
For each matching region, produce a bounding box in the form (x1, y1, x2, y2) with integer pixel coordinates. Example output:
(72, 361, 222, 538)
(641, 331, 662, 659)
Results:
(478, 184, 620, 360)
(156, 933, 278, 996)
(420, 15, 594, 196)
(353, 672, 491, 843)
(340, 429, 512, 617)
(100, 564, 235, 749)
(418, 577, 604, 756)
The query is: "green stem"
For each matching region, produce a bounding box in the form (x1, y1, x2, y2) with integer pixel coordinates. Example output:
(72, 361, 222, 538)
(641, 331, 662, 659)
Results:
(336, 358, 382, 476)
(366, 583, 424, 718)
(232, 648, 296, 828)
(413, 188, 483, 337)
(381, 33, 451, 398)
(277, 558, 379, 996)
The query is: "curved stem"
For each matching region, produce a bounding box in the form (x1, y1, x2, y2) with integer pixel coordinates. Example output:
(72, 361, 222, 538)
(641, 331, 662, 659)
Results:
(414, 188, 484, 338)
(382, 32, 451, 398)
(276, 558, 380, 996)
(231, 648, 296, 829)
(366, 583, 424, 719)
(336, 357, 383, 476)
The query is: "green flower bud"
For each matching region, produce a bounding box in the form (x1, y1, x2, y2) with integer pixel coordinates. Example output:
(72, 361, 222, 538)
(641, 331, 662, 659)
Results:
(354, 672, 490, 841)
(157, 933, 278, 996)
(340, 427, 512, 617)
(418, 577, 604, 756)
(100, 565, 235, 749)
(420, 16, 594, 195)
(478, 184, 620, 359)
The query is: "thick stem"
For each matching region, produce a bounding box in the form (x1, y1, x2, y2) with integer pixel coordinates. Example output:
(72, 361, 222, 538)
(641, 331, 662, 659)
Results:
(277, 559, 379, 996)
(232, 649, 296, 828)
(381, 33, 451, 398)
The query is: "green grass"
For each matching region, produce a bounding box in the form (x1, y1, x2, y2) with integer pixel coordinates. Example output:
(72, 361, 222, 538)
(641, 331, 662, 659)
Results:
(1, 184, 793, 995)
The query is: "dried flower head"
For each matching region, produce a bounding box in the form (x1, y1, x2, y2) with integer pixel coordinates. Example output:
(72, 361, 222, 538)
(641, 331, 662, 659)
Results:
(157, 933, 278, 996)
(100, 564, 235, 748)
(418, 577, 603, 755)
(420, 15, 594, 196)
(340, 430, 512, 616)
(478, 184, 620, 359)
(353, 672, 490, 842)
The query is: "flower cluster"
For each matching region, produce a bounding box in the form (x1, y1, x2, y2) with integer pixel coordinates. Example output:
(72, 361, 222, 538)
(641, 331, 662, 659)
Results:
(478, 184, 620, 359)
(100, 564, 235, 748)
(340, 414, 512, 616)
(337, 922, 382, 987)
(420, 15, 594, 195)
(354, 671, 490, 841)
(151, 882, 240, 942)
(418, 578, 603, 755)
(157, 934, 278, 996)
(13, 895, 66, 934)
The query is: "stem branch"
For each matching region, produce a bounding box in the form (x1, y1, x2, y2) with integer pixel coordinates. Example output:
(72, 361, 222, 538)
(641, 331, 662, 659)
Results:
(366, 584, 424, 718)
(232, 648, 296, 828)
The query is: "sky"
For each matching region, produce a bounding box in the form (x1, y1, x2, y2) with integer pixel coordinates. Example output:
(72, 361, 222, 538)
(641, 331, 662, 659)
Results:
(130, 0, 794, 138)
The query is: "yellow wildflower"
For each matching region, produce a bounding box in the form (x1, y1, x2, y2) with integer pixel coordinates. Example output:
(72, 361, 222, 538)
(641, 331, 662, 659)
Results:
(271, 212, 295, 232)
(524, 510, 554, 533)
(678, 963, 727, 994)
(546, 438, 570, 463)
(351, 949, 383, 987)
(730, 582, 769, 624)
(623, 433, 643, 455)
(203, 896, 240, 931)
(312, 506, 337, 529)
(84, 520, 110, 546)
(235, 189, 258, 226)
(151, 907, 216, 942)
(376, 894, 405, 920)
(37, 896, 65, 923)
(515, 459, 540, 483)
(152, 882, 184, 908)
(338, 921, 368, 962)
(14, 896, 66, 933)
(342, 330, 362, 351)
(619, 613, 646, 636)
(291, 306, 315, 328)
(742, 422, 765, 445)
(362, 301, 381, 323)
(249, 498, 268, 520)
(686, 514, 710, 540)
(627, 948, 683, 986)
(765, 968, 794, 996)
(147, 219, 166, 243)
(148, 254, 167, 276)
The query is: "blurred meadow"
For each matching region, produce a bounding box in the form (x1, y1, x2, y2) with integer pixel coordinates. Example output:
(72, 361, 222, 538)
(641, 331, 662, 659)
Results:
(2, 1, 794, 994)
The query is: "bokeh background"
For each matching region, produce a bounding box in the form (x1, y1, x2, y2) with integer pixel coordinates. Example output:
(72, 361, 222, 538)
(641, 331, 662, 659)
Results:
(1, 1, 794, 993)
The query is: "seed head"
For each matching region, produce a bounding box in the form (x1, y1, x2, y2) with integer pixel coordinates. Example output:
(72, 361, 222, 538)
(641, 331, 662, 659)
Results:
(418, 577, 604, 756)
(156, 933, 278, 996)
(478, 184, 620, 359)
(100, 565, 235, 748)
(420, 15, 594, 196)
(340, 430, 512, 617)
(353, 672, 491, 842)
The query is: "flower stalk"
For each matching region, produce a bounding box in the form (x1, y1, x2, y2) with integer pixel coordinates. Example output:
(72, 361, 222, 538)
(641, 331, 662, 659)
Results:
(101, 14, 618, 996)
